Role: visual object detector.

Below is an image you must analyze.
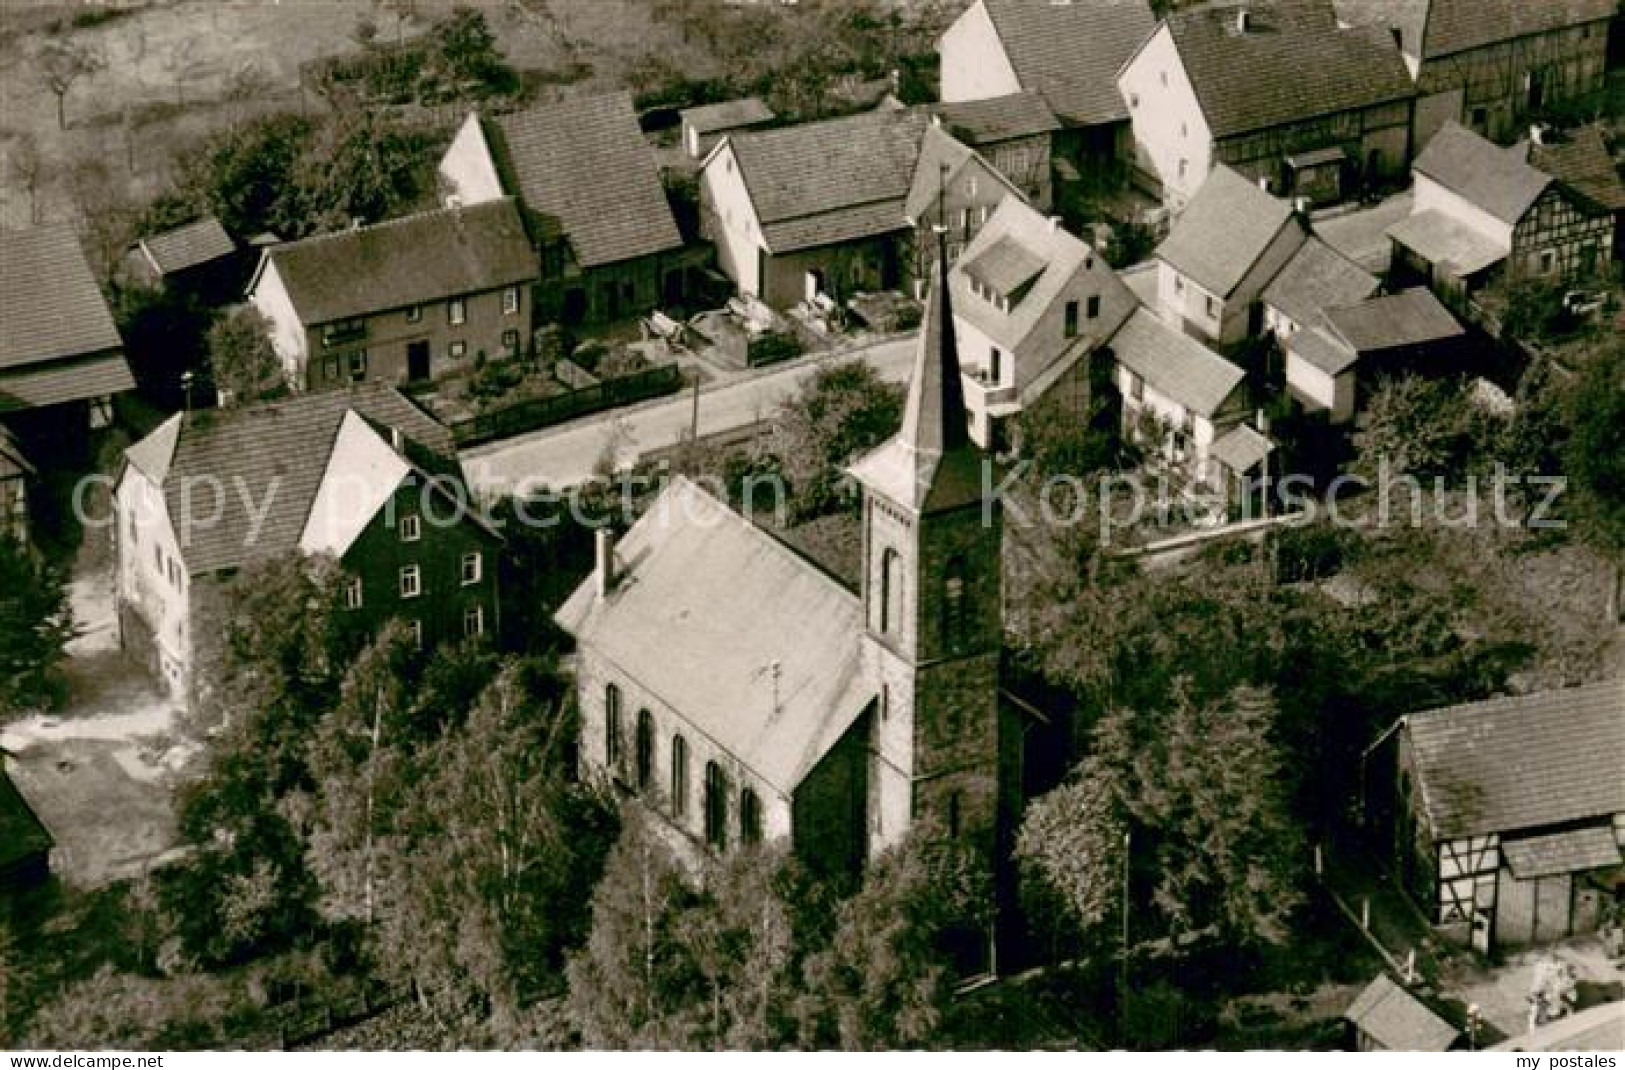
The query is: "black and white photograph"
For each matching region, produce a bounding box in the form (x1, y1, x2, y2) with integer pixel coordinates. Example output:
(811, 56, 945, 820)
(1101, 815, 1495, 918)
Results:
(0, 0, 1623, 1055)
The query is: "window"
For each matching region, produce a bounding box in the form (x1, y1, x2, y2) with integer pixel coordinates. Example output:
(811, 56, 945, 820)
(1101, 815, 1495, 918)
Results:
(323, 355, 340, 381)
(1127, 372, 1143, 402)
(635, 709, 654, 791)
(879, 548, 899, 635)
(740, 788, 762, 845)
(463, 603, 484, 638)
(407, 619, 423, 650)
(671, 734, 689, 817)
(1064, 300, 1079, 338)
(461, 551, 482, 585)
(503, 329, 519, 352)
(399, 514, 421, 542)
(1178, 158, 1189, 180)
(942, 556, 967, 651)
(449, 340, 467, 358)
(399, 564, 421, 598)
(502, 286, 520, 315)
(344, 577, 363, 610)
(1205, 294, 1219, 318)
(605, 684, 623, 773)
(947, 792, 962, 838)
(989, 346, 1002, 383)
(1539, 249, 1556, 274)
(407, 305, 422, 323)
(1087, 294, 1101, 319)
(348, 351, 368, 379)
(449, 298, 466, 325)
(704, 761, 728, 848)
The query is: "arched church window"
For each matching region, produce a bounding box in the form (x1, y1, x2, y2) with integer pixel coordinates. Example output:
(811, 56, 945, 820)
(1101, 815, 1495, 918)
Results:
(635, 708, 654, 791)
(671, 734, 689, 817)
(605, 684, 623, 773)
(740, 788, 762, 846)
(942, 556, 967, 651)
(705, 761, 729, 849)
(880, 548, 900, 635)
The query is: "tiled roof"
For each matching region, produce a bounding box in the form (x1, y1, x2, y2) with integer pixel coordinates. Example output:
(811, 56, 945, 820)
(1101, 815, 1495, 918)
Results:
(1344, 975, 1459, 1052)
(1110, 307, 1245, 417)
(1415, 122, 1552, 226)
(1387, 209, 1508, 277)
(904, 123, 1024, 224)
(1210, 423, 1273, 474)
(260, 199, 536, 327)
(138, 216, 235, 276)
(933, 90, 1061, 145)
(125, 383, 456, 575)
(965, 235, 1047, 295)
(555, 477, 873, 794)
(493, 92, 683, 268)
(980, 0, 1156, 127)
(1404, 678, 1625, 840)
(1502, 825, 1621, 881)
(680, 96, 775, 135)
(1157, 165, 1304, 297)
(1262, 237, 1379, 328)
(1338, 0, 1615, 61)
(730, 108, 929, 253)
(1164, 0, 1414, 138)
(0, 223, 123, 370)
(0, 767, 52, 873)
(1323, 287, 1462, 353)
(0, 350, 134, 411)
(1528, 126, 1625, 213)
(1287, 325, 1358, 376)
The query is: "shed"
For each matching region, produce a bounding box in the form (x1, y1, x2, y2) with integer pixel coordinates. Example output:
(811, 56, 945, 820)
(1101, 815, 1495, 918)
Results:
(680, 97, 775, 159)
(1344, 974, 1460, 1052)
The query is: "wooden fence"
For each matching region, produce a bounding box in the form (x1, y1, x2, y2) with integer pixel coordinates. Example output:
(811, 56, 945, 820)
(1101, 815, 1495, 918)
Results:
(443, 364, 683, 448)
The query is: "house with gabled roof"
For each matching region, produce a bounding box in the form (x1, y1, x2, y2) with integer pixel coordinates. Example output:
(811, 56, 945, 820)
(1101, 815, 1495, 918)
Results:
(126, 216, 240, 299)
(1366, 678, 1625, 954)
(679, 97, 776, 160)
(1343, 974, 1461, 1052)
(948, 197, 1136, 451)
(1525, 125, 1625, 265)
(1261, 236, 1381, 340)
(556, 245, 1026, 904)
(939, 0, 1156, 182)
(1333, 0, 1613, 147)
(1119, 0, 1415, 209)
(932, 91, 1061, 211)
(1153, 164, 1308, 348)
(1389, 121, 1615, 295)
(1110, 306, 1250, 473)
(699, 106, 930, 310)
(438, 92, 693, 325)
(0, 223, 133, 459)
(904, 119, 1030, 284)
(247, 198, 538, 391)
(115, 383, 500, 702)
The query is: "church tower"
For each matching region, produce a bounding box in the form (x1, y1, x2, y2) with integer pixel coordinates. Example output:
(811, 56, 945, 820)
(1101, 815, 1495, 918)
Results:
(848, 233, 1005, 867)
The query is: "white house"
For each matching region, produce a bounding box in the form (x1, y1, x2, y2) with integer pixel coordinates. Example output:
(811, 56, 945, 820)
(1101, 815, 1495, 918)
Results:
(1109, 306, 1249, 472)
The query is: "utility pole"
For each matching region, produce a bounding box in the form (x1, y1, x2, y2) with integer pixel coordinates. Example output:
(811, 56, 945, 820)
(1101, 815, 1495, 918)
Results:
(1120, 829, 1131, 1000)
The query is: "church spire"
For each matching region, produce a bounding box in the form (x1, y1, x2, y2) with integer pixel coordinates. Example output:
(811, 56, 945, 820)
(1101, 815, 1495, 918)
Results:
(897, 229, 971, 459)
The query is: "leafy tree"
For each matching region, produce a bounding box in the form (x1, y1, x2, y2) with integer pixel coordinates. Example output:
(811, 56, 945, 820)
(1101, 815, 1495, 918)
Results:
(431, 7, 518, 97)
(111, 283, 214, 408)
(173, 113, 313, 240)
(0, 539, 72, 717)
(1353, 375, 1485, 482)
(207, 307, 285, 405)
(36, 39, 104, 130)
(771, 360, 903, 519)
(1014, 772, 1127, 960)
(1564, 339, 1625, 620)
(25, 967, 255, 1049)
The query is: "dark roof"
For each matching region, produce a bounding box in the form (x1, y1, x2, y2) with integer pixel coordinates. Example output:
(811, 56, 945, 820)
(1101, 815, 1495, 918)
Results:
(1262, 236, 1380, 327)
(1528, 126, 1625, 213)
(934, 91, 1061, 145)
(1163, 0, 1415, 138)
(763, 511, 863, 593)
(1322, 287, 1462, 352)
(680, 96, 775, 135)
(0, 767, 52, 874)
(1344, 975, 1459, 1052)
(493, 92, 683, 268)
(1157, 164, 1303, 296)
(123, 383, 457, 575)
(904, 124, 1020, 223)
(1415, 122, 1552, 225)
(1404, 679, 1625, 840)
(0, 351, 134, 411)
(728, 108, 929, 254)
(0, 223, 123, 370)
(139, 216, 235, 275)
(259, 199, 537, 327)
(1110, 306, 1246, 417)
(1287, 325, 1359, 376)
(979, 0, 1156, 127)
(1337, 0, 1615, 61)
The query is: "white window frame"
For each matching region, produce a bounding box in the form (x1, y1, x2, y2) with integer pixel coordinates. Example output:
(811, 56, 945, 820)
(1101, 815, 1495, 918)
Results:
(344, 577, 364, 610)
(449, 340, 467, 358)
(400, 514, 421, 542)
(461, 551, 482, 586)
(502, 286, 520, 315)
(463, 603, 485, 638)
(449, 297, 467, 326)
(399, 564, 421, 599)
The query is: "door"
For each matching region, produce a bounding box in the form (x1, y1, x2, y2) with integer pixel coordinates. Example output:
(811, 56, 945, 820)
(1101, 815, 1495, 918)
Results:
(1496, 867, 1536, 948)
(1534, 874, 1571, 943)
(406, 340, 430, 381)
(805, 268, 825, 304)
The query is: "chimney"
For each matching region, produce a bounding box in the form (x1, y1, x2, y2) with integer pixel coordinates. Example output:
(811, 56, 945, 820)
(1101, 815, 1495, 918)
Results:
(1235, 8, 1250, 33)
(1048, 215, 1064, 233)
(595, 527, 616, 598)
(390, 425, 406, 454)
(1293, 195, 1310, 216)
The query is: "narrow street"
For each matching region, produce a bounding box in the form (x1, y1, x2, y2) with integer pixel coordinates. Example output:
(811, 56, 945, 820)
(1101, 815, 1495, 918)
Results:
(462, 334, 918, 496)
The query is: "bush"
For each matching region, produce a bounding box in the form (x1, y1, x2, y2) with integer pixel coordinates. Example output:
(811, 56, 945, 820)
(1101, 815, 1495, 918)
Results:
(748, 331, 803, 366)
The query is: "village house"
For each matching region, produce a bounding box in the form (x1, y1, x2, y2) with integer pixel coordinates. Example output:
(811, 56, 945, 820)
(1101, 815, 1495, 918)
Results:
(1152, 164, 1307, 349)
(1365, 679, 1625, 955)
(1525, 124, 1625, 265)
(1389, 121, 1617, 298)
(1342, 974, 1461, 1052)
(247, 199, 538, 391)
(1260, 236, 1381, 341)
(438, 92, 692, 325)
(115, 384, 500, 702)
(1110, 305, 1250, 475)
(931, 91, 1061, 211)
(0, 223, 133, 463)
(938, 0, 1156, 189)
(948, 197, 1137, 451)
(556, 247, 1024, 899)
(1118, 0, 1415, 209)
(125, 215, 241, 301)
(700, 107, 929, 311)
(904, 120, 1029, 285)
(0, 767, 52, 892)
(0, 426, 33, 547)
(1334, 0, 1614, 148)
(679, 97, 776, 160)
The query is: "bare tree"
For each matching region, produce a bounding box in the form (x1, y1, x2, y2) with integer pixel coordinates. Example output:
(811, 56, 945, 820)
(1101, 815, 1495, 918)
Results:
(37, 40, 105, 131)
(5, 131, 44, 224)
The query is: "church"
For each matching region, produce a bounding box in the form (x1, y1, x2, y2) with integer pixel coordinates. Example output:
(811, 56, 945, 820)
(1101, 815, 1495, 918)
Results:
(554, 240, 1025, 879)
